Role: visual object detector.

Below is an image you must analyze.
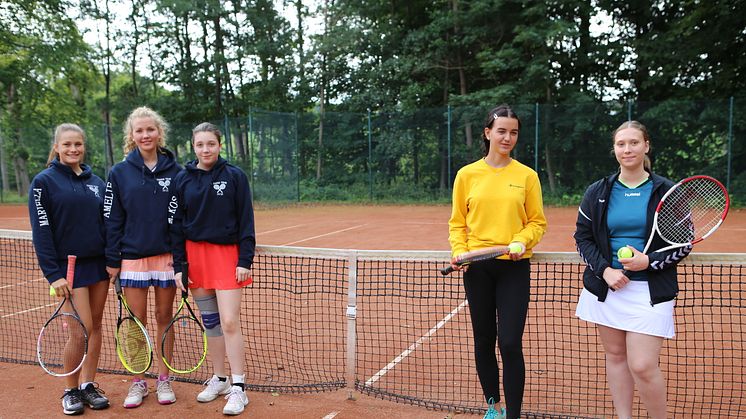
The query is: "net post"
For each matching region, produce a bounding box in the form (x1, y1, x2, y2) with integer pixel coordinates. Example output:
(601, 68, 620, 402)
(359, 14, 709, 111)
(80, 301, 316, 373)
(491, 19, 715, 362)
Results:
(345, 250, 358, 400)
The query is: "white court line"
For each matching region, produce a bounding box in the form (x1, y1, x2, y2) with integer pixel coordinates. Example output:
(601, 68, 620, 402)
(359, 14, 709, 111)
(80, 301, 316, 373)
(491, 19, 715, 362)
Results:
(280, 225, 366, 246)
(322, 412, 339, 419)
(400, 221, 445, 225)
(365, 299, 469, 387)
(0, 277, 46, 290)
(256, 224, 305, 236)
(2, 302, 56, 318)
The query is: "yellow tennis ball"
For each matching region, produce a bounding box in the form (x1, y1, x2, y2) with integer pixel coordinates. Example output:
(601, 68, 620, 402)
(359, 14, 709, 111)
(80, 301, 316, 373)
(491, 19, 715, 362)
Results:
(509, 243, 522, 254)
(49, 286, 56, 297)
(617, 247, 633, 259)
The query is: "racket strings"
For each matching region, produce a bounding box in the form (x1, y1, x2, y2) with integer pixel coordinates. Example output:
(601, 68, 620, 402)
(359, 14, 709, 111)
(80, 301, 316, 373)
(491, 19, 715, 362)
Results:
(165, 315, 205, 372)
(657, 179, 727, 243)
(38, 314, 87, 375)
(117, 319, 151, 372)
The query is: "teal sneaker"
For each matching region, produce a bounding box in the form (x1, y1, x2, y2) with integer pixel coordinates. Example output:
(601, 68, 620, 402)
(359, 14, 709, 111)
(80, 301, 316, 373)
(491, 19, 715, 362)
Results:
(483, 397, 506, 419)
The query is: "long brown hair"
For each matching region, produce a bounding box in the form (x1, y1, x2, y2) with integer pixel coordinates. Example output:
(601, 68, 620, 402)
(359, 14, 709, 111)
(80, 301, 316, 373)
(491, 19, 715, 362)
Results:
(612, 120, 651, 171)
(47, 123, 86, 166)
(122, 106, 169, 153)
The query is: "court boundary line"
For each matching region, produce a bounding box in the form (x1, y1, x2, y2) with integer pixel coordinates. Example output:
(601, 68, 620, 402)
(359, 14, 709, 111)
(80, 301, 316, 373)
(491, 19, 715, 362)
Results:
(2, 302, 56, 318)
(364, 299, 469, 387)
(281, 224, 366, 246)
(257, 224, 306, 235)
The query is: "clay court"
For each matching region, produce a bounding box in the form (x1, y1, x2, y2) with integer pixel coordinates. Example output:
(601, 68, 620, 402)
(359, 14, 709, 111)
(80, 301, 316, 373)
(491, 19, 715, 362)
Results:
(0, 203, 744, 418)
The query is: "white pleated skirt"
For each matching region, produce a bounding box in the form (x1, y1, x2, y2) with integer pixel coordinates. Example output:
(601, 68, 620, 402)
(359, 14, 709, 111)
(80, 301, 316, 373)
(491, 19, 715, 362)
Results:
(576, 280, 675, 338)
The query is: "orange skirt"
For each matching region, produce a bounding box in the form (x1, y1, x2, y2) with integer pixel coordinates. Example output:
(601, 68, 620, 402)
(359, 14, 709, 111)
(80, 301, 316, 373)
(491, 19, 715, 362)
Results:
(185, 240, 252, 290)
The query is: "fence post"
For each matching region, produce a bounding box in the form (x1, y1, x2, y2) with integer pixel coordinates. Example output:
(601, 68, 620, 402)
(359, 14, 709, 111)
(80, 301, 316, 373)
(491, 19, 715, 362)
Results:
(727, 96, 734, 191)
(534, 102, 539, 171)
(295, 111, 300, 202)
(367, 109, 372, 201)
(627, 100, 633, 121)
(447, 104, 452, 189)
(248, 108, 254, 187)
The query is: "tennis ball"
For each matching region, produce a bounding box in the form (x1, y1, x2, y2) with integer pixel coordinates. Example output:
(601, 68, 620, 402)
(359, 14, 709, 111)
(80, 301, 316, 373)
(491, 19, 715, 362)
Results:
(617, 246, 633, 259)
(49, 286, 56, 297)
(509, 243, 523, 254)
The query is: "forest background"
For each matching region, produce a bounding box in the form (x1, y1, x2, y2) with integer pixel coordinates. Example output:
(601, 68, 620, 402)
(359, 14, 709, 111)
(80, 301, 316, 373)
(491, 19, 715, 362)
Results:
(1, 0, 744, 204)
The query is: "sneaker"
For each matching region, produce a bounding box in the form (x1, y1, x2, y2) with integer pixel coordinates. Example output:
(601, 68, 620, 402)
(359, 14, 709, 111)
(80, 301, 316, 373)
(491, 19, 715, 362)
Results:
(197, 375, 232, 402)
(61, 389, 84, 415)
(80, 382, 110, 410)
(483, 397, 506, 419)
(223, 386, 249, 415)
(156, 376, 176, 405)
(123, 380, 148, 408)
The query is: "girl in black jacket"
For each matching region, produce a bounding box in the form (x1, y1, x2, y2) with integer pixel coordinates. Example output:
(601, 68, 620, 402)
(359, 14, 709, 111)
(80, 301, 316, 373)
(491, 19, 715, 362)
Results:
(574, 121, 691, 419)
(104, 107, 182, 408)
(169, 122, 255, 416)
(29, 124, 110, 414)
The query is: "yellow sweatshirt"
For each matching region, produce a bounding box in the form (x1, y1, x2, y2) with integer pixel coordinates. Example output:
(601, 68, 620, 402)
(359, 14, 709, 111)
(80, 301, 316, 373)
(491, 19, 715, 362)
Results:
(448, 158, 547, 259)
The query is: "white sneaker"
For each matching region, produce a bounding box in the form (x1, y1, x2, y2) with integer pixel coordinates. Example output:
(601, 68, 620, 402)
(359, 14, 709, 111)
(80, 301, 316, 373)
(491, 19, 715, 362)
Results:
(123, 380, 148, 408)
(197, 375, 232, 402)
(223, 386, 249, 415)
(156, 376, 176, 405)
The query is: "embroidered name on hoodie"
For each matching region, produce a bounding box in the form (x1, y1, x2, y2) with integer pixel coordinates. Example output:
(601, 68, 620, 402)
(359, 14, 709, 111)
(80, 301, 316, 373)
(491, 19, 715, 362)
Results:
(33, 188, 49, 226)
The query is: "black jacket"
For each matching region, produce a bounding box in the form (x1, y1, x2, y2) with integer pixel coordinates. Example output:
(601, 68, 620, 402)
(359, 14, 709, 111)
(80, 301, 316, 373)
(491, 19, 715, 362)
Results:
(168, 157, 255, 274)
(29, 160, 106, 283)
(574, 172, 691, 305)
(104, 147, 182, 267)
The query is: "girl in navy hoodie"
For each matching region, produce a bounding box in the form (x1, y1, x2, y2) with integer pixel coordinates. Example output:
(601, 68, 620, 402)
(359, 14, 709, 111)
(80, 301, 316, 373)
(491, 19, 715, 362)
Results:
(169, 122, 255, 416)
(29, 124, 110, 415)
(104, 107, 182, 408)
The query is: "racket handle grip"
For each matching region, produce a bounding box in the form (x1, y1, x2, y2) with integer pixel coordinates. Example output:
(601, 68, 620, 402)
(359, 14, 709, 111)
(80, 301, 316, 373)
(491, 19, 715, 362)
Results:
(66, 255, 77, 288)
(440, 266, 456, 276)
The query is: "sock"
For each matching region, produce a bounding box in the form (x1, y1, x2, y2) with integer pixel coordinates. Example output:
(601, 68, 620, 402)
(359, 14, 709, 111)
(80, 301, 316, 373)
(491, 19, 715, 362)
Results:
(231, 374, 245, 391)
(159, 374, 169, 381)
(79, 382, 93, 390)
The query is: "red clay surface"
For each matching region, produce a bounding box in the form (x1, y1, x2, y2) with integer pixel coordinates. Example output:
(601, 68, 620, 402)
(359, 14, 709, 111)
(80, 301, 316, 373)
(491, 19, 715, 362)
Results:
(1, 203, 743, 419)
(5, 203, 742, 251)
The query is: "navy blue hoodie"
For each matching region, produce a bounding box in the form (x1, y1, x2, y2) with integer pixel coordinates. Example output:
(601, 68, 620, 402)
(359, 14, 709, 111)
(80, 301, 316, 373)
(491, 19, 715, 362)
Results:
(29, 160, 106, 284)
(104, 147, 182, 267)
(168, 157, 255, 274)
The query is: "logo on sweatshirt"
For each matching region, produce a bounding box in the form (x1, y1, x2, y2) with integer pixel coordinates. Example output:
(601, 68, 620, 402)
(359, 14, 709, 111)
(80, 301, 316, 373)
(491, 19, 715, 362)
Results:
(86, 184, 100, 197)
(157, 177, 171, 192)
(213, 181, 227, 196)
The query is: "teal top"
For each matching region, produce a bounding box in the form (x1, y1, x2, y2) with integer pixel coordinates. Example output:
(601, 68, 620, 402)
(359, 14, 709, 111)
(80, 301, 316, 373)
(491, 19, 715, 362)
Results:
(606, 178, 653, 281)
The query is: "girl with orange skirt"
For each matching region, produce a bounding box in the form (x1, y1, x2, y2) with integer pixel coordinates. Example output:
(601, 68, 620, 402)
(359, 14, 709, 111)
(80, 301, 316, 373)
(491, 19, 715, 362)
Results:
(169, 122, 255, 416)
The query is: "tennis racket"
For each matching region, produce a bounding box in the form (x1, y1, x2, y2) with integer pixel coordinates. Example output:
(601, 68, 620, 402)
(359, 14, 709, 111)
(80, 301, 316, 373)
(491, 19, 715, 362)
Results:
(161, 262, 207, 373)
(640, 175, 729, 255)
(114, 275, 153, 374)
(37, 255, 88, 376)
(440, 246, 511, 275)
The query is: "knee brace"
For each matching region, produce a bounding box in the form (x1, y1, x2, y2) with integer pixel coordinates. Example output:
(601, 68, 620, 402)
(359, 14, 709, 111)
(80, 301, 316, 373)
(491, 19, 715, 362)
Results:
(194, 294, 223, 337)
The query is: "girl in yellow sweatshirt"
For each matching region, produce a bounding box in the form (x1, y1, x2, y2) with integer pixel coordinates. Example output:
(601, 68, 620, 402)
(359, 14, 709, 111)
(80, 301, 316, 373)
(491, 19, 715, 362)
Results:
(448, 105, 547, 419)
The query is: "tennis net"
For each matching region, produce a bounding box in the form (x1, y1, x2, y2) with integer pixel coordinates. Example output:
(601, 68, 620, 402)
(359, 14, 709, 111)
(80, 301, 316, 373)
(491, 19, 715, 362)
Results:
(0, 229, 743, 417)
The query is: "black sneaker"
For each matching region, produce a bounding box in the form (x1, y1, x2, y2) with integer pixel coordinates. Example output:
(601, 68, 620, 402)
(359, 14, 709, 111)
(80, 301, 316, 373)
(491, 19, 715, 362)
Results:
(80, 383, 110, 410)
(61, 389, 84, 415)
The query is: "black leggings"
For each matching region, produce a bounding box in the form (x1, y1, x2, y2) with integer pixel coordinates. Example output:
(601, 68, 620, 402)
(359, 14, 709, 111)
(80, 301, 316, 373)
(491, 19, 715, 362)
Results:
(463, 258, 530, 419)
